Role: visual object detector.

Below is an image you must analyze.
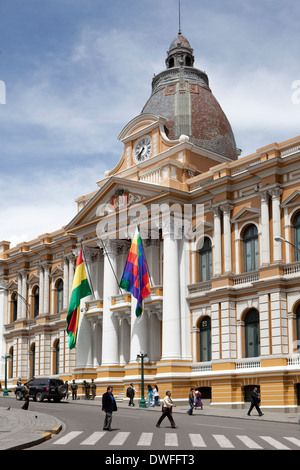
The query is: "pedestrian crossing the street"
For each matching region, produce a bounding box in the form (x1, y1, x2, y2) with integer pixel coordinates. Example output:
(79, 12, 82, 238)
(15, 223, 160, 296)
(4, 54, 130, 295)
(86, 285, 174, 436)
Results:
(53, 430, 300, 450)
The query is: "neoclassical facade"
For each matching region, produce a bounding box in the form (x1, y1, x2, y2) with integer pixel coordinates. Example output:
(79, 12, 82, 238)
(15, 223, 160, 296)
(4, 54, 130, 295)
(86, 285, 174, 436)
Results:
(1, 32, 300, 409)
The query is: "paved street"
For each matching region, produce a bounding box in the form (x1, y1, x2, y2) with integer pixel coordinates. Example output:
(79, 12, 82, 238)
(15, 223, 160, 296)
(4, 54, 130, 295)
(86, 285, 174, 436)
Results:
(1, 395, 300, 451)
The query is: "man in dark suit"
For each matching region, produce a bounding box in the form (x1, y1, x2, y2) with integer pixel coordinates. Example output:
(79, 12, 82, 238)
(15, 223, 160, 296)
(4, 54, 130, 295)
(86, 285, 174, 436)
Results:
(247, 387, 264, 416)
(102, 386, 117, 431)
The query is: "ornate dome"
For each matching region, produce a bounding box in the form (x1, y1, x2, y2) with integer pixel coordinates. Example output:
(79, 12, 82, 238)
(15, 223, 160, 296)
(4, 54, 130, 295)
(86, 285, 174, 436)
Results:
(141, 33, 238, 160)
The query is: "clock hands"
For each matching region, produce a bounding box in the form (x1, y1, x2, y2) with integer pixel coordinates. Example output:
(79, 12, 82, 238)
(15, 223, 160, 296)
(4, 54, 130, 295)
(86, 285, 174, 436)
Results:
(137, 145, 145, 161)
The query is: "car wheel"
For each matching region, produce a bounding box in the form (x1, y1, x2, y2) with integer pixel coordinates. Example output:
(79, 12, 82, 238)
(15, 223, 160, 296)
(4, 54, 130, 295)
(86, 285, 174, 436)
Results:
(58, 384, 68, 397)
(15, 391, 23, 401)
(35, 392, 44, 402)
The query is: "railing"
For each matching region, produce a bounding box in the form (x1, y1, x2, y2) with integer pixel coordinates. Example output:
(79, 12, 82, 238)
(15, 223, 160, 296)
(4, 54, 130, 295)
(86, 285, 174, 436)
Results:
(236, 359, 261, 369)
(283, 261, 300, 276)
(191, 362, 212, 372)
(287, 355, 300, 366)
(231, 158, 261, 176)
(233, 272, 259, 285)
(188, 282, 212, 294)
(281, 145, 300, 157)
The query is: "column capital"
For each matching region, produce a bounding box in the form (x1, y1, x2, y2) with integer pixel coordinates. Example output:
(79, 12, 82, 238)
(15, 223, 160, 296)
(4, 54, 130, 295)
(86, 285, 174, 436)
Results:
(98, 239, 119, 256)
(210, 205, 222, 217)
(269, 186, 282, 199)
(220, 203, 234, 215)
(162, 217, 182, 239)
(258, 189, 270, 202)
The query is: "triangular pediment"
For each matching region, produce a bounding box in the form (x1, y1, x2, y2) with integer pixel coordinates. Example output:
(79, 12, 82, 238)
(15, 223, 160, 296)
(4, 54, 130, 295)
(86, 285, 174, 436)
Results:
(231, 206, 260, 223)
(281, 190, 300, 208)
(64, 177, 166, 233)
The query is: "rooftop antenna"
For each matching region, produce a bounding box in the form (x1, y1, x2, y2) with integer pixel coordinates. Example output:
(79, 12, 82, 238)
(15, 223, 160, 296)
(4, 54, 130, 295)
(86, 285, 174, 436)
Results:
(178, 0, 182, 34)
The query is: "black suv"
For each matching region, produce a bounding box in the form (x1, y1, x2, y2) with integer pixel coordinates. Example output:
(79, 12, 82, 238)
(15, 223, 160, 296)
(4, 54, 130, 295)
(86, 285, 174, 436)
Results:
(15, 378, 67, 403)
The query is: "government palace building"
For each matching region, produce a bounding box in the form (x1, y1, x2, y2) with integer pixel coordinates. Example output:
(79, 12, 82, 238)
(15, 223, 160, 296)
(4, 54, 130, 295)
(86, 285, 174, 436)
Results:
(1, 30, 300, 411)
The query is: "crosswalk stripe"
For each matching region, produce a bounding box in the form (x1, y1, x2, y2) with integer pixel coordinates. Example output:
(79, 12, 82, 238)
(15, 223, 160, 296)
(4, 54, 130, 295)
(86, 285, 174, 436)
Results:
(109, 432, 130, 446)
(80, 431, 106, 446)
(52, 430, 299, 450)
(259, 436, 290, 450)
(189, 433, 206, 448)
(137, 432, 153, 446)
(213, 434, 235, 448)
(283, 437, 300, 448)
(236, 435, 263, 449)
(54, 431, 83, 445)
(165, 433, 178, 446)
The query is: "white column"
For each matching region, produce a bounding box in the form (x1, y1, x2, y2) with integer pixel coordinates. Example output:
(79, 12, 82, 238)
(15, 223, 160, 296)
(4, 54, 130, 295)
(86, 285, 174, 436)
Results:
(100, 240, 119, 366)
(39, 265, 44, 315)
(271, 187, 282, 262)
(0, 286, 7, 379)
(21, 271, 28, 318)
(161, 221, 181, 360)
(260, 190, 270, 265)
(68, 256, 75, 299)
(221, 204, 233, 273)
(234, 223, 240, 274)
(17, 273, 22, 319)
(212, 207, 222, 276)
(63, 257, 69, 309)
(43, 264, 50, 314)
(130, 298, 148, 362)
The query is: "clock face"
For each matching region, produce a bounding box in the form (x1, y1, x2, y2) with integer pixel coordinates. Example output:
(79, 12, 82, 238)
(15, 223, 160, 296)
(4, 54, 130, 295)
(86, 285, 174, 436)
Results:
(133, 136, 152, 163)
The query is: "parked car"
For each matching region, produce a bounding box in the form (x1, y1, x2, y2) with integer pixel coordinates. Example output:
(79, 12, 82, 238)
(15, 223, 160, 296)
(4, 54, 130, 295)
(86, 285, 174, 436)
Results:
(15, 378, 67, 402)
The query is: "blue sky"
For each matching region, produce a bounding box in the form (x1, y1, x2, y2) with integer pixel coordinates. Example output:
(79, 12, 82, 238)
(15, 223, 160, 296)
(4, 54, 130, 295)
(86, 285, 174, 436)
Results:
(0, 0, 299, 246)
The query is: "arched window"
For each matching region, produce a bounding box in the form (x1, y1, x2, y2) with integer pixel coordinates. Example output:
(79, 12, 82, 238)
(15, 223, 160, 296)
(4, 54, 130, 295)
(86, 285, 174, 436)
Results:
(293, 212, 300, 262)
(33, 286, 39, 318)
(12, 292, 18, 322)
(245, 309, 260, 358)
(56, 279, 63, 313)
(243, 225, 259, 272)
(198, 238, 212, 282)
(200, 316, 211, 362)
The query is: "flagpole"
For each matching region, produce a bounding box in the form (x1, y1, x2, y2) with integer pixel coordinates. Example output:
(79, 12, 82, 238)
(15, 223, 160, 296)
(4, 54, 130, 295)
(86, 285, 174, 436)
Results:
(137, 224, 152, 287)
(80, 242, 96, 299)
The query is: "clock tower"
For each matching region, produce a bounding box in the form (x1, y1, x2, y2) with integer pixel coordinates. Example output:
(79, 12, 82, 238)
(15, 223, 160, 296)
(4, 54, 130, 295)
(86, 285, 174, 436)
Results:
(106, 30, 239, 190)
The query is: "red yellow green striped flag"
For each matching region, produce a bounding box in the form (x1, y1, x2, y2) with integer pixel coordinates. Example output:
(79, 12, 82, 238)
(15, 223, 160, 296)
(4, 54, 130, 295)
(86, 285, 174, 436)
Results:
(66, 248, 92, 349)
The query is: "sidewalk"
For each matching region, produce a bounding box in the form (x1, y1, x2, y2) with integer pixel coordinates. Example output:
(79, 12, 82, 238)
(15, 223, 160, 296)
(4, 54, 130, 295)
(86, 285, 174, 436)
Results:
(0, 400, 63, 450)
(0, 395, 299, 450)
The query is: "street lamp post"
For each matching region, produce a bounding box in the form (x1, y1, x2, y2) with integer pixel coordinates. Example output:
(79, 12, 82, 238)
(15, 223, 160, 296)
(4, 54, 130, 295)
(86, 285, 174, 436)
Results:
(0, 283, 31, 381)
(136, 351, 148, 408)
(3, 354, 11, 396)
(274, 236, 300, 255)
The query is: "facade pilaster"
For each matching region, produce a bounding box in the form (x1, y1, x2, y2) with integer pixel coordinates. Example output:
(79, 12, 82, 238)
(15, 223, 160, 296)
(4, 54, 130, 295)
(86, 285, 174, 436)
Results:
(43, 263, 50, 314)
(17, 273, 22, 319)
(221, 204, 233, 273)
(212, 207, 222, 276)
(270, 187, 282, 262)
(259, 190, 271, 265)
(39, 265, 44, 315)
(63, 257, 69, 309)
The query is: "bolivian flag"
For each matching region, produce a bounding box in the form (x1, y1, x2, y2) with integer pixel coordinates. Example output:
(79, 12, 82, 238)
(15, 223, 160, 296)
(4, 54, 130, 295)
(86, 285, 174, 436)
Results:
(66, 248, 92, 349)
(120, 227, 151, 317)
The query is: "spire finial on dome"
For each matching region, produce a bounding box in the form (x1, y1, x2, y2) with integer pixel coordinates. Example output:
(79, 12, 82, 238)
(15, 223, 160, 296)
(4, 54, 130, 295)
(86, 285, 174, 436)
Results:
(178, 0, 182, 35)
